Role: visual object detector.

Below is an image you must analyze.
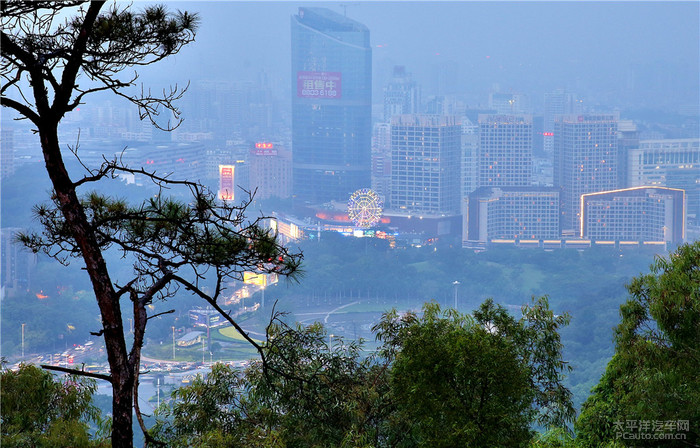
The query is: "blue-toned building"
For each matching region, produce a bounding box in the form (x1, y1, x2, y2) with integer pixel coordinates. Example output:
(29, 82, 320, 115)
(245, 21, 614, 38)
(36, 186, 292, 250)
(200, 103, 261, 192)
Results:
(291, 7, 372, 204)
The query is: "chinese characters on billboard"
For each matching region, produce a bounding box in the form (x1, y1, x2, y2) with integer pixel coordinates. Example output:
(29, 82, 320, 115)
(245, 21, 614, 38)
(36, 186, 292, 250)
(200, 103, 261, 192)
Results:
(219, 165, 235, 200)
(254, 142, 278, 156)
(297, 71, 342, 99)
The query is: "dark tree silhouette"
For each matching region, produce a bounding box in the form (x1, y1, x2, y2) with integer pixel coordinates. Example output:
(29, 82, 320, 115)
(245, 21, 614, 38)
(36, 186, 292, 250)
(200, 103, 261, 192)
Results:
(1, 2, 301, 446)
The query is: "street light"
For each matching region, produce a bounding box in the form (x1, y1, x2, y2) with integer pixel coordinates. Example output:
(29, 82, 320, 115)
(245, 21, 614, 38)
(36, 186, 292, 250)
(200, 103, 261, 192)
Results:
(328, 333, 335, 351)
(171, 326, 176, 360)
(453, 281, 460, 310)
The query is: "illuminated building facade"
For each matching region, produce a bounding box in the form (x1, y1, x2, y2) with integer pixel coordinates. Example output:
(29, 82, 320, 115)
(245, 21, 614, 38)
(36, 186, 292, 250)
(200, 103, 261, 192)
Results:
(248, 142, 292, 200)
(581, 187, 685, 244)
(390, 115, 461, 215)
(464, 187, 560, 245)
(218, 165, 235, 201)
(627, 139, 700, 218)
(268, 214, 307, 244)
(478, 114, 533, 188)
(291, 7, 372, 203)
(554, 113, 618, 233)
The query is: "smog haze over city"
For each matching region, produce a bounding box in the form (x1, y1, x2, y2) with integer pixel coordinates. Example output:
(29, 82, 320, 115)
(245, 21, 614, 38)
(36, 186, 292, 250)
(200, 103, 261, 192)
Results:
(143, 1, 698, 109)
(1, 2, 699, 445)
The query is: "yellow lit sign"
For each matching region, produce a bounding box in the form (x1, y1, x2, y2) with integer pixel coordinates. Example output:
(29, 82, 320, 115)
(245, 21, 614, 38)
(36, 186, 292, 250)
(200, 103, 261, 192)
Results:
(243, 272, 267, 287)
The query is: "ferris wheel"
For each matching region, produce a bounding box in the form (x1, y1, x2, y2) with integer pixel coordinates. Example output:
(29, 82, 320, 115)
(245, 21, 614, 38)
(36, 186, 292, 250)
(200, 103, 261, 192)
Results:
(347, 189, 383, 228)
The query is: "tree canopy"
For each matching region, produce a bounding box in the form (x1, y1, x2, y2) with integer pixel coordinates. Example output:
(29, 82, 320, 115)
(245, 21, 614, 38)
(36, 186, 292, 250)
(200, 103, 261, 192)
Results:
(1, 2, 301, 445)
(152, 297, 574, 447)
(1, 363, 108, 448)
(576, 242, 700, 447)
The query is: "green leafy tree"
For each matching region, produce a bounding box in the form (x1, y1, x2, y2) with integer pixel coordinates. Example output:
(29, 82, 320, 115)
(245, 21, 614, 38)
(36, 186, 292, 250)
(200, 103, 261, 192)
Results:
(375, 298, 575, 448)
(246, 322, 390, 448)
(529, 427, 578, 448)
(1, 364, 108, 447)
(1, 3, 301, 446)
(152, 320, 390, 447)
(153, 297, 573, 448)
(576, 242, 700, 447)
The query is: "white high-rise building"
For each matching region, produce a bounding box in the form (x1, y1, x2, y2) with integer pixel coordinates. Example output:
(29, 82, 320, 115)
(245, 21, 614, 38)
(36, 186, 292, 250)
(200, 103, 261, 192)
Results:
(543, 90, 580, 153)
(383, 66, 421, 121)
(461, 117, 479, 200)
(390, 115, 461, 215)
(554, 113, 619, 233)
(627, 138, 700, 218)
(478, 114, 533, 188)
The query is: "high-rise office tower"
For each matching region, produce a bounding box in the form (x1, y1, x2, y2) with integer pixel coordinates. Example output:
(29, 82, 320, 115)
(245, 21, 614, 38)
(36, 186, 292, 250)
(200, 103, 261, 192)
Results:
(627, 138, 699, 218)
(615, 120, 639, 188)
(248, 142, 292, 201)
(478, 114, 533, 188)
(543, 90, 580, 154)
(489, 92, 529, 114)
(1, 128, 15, 179)
(390, 115, 461, 215)
(383, 66, 421, 121)
(461, 117, 479, 200)
(291, 7, 372, 204)
(554, 113, 618, 233)
(1, 227, 36, 297)
(371, 122, 392, 204)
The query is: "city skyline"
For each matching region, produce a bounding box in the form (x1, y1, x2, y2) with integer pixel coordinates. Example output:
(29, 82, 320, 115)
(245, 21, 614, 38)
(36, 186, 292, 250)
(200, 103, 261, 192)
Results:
(37, 1, 696, 113)
(2, 2, 698, 246)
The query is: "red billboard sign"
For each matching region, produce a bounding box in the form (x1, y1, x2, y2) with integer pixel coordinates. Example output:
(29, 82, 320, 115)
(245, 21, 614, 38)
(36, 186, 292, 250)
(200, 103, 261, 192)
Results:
(297, 71, 342, 99)
(219, 165, 234, 200)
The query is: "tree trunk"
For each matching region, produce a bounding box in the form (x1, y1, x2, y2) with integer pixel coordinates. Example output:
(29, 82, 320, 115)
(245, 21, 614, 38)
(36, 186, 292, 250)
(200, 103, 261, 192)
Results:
(112, 373, 135, 446)
(40, 125, 133, 447)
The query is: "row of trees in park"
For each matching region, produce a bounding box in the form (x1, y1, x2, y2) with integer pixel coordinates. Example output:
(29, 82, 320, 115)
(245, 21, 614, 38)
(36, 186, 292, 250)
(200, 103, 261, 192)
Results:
(3, 242, 699, 446)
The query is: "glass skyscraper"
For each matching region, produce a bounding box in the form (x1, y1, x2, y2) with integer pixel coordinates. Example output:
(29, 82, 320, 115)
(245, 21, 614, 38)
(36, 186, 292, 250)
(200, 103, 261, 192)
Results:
(291, 7, 372, 204)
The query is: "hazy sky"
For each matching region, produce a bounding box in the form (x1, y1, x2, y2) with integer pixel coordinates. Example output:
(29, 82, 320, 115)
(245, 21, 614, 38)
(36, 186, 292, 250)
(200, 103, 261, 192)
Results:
(18, 1, 700, 112)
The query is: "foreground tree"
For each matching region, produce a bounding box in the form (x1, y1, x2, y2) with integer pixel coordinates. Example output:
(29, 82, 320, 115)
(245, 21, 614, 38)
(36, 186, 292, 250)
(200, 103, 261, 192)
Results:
(1, 364, 107, 447)
(376, 298, 575, 447)
(1, 3, 301, 446)
(153, 297, 574, 447)
(576, 242, 700, 447)
(152, 320, 390, 447)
